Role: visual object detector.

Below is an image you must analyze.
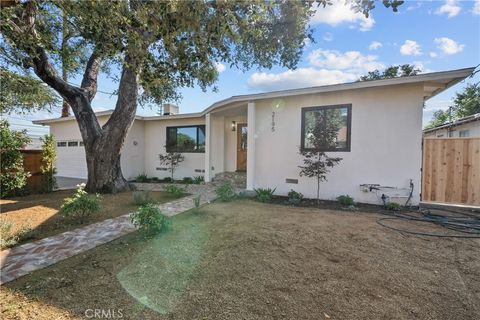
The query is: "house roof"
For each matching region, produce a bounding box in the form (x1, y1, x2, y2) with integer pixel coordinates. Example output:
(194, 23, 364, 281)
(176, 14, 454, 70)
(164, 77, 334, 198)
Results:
(33, 67, 475, 125)
(423, 113, 480, 133)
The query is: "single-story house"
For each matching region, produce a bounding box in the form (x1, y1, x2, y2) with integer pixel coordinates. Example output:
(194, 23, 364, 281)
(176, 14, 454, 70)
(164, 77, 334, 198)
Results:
(33, 67, 475, 205)
(423, 112, 480, 138)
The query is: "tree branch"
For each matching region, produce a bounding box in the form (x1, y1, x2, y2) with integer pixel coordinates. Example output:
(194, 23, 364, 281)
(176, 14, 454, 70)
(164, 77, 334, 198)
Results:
(80, 51, 102, 102)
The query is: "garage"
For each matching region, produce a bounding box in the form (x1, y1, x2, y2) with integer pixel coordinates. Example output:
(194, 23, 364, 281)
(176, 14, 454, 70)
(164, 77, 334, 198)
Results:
(55, 140, 88, 179)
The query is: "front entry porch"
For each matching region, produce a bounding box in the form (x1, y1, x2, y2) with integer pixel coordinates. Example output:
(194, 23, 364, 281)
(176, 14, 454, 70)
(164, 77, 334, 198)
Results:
(204, 101, 256, 190)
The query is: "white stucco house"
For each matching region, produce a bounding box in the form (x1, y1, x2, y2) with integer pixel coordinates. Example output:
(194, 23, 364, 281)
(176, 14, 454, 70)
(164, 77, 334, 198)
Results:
(33, 67, 475, 205)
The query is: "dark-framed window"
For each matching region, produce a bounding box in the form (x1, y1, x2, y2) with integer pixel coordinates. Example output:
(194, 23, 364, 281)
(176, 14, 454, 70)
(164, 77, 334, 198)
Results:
(301, 104, 352, 152)
(57, 141, 67, 147)
(166, 125, 206, 153)
(68, 141, 78, 147)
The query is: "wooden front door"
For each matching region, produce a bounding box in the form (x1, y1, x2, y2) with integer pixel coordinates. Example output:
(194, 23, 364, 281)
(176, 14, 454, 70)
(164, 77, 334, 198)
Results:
(236, 123, 247, 171)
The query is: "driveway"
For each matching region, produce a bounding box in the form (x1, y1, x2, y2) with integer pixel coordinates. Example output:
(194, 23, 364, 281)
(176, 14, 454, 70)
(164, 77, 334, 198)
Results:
(55, 176, 86, 190)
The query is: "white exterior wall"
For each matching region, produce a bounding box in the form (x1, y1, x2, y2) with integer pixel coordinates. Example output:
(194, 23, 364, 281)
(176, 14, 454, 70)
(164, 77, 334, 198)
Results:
(49, 115, 145, 180)
(144, 117, 206, 179)
(252, 84, 424, 205)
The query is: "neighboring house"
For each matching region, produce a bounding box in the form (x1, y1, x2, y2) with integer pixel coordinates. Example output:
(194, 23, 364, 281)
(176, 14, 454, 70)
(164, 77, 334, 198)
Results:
(423, 113, 480, 138)
(33, 67, 474, 205)
(24, 136, 43, 150)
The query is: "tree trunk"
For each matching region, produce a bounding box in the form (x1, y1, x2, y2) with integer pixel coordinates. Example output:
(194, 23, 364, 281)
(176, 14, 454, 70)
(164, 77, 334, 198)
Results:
(85, 138, 130, 193)
(60, 11, 70, 118)
(317, 177, 320, 205)
(81, 55, 139, 193)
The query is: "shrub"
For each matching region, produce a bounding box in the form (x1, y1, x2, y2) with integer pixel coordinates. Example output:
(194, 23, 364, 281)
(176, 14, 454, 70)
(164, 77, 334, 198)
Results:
(59, 184, 101, 222)
(0, 120, 31, 198)
(182, 177, 194, 184)
(193, 176, 204, 184)
(150, 177, 159, 182)
(130, 203, 170, 235)
(385, 202, 401, 211)
(135, 174, 149, 183)
(0, 220, 36, 249)
(161, 177, 173, 183)
(215, 182, 237, 202)
(192, 195, 201, 212)
(288, 189, 304, 206)
(337, 195, 355, 206)
(164, 184, 186, 197)
(254, 187, 276, 203)
(132, 191, 156, 206)
(40, 134, 57, 192)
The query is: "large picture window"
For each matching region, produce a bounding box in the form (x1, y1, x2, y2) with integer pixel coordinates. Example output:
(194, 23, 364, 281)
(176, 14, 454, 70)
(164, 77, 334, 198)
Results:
(166, 125, 206, 152)
(301, 104, 351, 152)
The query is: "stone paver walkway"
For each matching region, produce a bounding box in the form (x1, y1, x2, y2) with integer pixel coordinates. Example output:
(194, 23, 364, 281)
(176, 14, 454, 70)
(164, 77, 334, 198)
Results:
(0, 184, 216, 285)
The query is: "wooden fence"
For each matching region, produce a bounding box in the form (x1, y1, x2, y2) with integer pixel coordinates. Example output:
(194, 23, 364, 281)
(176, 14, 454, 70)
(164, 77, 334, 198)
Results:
(21, 150, 44, 193)
(422, 138, 480, 206)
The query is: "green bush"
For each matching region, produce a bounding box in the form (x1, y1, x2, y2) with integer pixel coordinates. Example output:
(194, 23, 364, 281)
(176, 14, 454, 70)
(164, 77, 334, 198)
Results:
(130, 203, 170, 235)
(161, 177, 173, 183)
(164, 184, 186, 197)
(337, 195, 355, 206)
(135, 174, 150, 183)
(0, 120, 31, 198)
(192, 195, 201, 212)
(182, 177, 194, 184)
(40, 134, 57, 192)
(0, 220, 36, 249)
(132, 191, 156, 206)
(215, 182, 237, 202)
(193, 176, 205, 184)
(150, 177, 159, 182)
(385, 202, 401, 211)
(59, 184, 101, 222)
(254, 187, 276, 203)
(287, 189, 304, 205)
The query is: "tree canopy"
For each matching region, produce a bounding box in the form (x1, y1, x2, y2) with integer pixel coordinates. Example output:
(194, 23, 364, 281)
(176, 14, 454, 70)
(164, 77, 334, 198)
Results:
(424, 83, 480, 129)
(0, 68, 59, 114)
(359, 64, 421, 81)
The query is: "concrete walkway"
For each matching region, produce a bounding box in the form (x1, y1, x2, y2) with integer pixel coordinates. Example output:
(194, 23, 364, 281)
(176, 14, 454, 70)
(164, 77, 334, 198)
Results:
(0, 184, 216, 284)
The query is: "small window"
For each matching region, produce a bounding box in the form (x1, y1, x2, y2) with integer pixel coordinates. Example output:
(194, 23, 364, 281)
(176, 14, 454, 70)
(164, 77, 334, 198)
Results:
(448, 130, 456, 137)
(459, 130, 470, 137)
(301, 104, 352, 152)
(166, 125, 206, 152)
(57, 141, 66, 147)
(68, 141, 78, 147)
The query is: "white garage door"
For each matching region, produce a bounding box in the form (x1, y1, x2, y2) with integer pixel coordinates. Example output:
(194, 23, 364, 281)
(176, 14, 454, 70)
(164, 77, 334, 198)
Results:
(55, 140, 88, 179)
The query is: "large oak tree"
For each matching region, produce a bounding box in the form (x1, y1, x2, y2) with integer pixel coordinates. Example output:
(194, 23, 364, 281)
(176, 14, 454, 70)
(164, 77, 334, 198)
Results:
(0, 0, 402, 193)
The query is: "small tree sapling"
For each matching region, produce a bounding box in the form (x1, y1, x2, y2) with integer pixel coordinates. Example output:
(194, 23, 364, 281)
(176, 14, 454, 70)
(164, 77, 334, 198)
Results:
(159, 147, 185, 181)
(299, 109, 343, 204)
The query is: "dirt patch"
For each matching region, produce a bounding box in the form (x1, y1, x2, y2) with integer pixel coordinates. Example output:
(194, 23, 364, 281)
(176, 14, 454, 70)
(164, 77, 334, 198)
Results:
(1, 200, 479, 319)
(0, 190, 181, 246)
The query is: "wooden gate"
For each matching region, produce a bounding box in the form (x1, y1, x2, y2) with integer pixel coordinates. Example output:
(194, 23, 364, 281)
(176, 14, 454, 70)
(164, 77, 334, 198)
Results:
(422, 138, 480, 206)
(21, 150, 44, 193)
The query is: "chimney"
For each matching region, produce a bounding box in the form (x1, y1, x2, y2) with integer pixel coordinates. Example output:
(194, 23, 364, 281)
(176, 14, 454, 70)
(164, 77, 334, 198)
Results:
(163, 104, 179, 116)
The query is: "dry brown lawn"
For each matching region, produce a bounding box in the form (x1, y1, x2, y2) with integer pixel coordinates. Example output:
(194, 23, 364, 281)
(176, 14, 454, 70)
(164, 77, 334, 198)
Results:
(1, 200, 479, 320)
(0, 190, 180, 246)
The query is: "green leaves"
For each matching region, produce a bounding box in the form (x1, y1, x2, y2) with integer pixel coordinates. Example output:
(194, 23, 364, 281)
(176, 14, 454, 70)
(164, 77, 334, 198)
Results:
(359, 64, 420, 81)
(0, 120, 31, 198)
(0, 68, 59, 114)
(424, 83, 480, 129)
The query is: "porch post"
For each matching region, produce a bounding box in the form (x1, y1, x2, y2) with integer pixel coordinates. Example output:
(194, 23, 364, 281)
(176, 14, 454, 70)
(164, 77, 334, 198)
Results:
(204, 113, 211, 182)
(247, 101, 256, 190)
